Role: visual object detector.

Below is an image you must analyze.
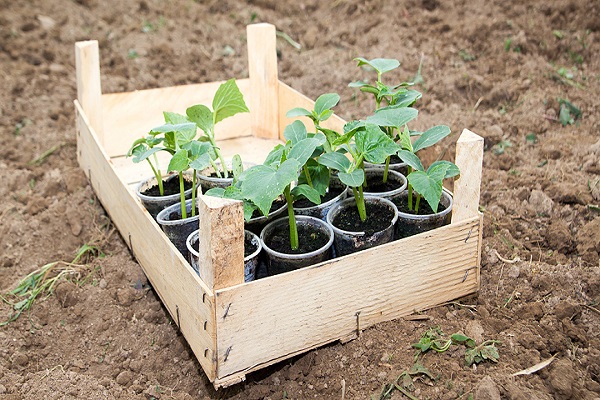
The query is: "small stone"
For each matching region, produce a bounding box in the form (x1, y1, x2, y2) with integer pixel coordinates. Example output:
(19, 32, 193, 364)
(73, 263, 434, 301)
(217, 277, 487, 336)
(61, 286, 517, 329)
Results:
(528, 190, 553, 216)
(0, 384, 6, 394)
(474, 376, 501, 400)
(507, 265, 520, 279)
(116, 370, 133, 386)
(99, 279, 107, 289)
(548, 359, 577, 399)
(465, 320, 485, 343)
(12, 352, 29, 366)
(37, 15, 56, 29)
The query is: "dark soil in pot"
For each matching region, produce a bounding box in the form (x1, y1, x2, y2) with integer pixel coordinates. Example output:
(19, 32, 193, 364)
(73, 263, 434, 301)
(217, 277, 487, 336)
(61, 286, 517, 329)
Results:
(142, 176, 193, 197)
(364, 154, 408, 176)
(331, 202, 396, 235)
(293, 186, 345, 209)
(263, 223, 330, 255)
(135, 172, 196, 219)
(348, 169, 407, 201)
(393, 189, 453, 239)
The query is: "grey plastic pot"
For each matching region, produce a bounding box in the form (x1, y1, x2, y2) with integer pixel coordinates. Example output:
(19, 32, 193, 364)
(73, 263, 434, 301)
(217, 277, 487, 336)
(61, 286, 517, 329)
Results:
(186, 229, 261, 282)
(293, 186, 348, 221)
(326, 196, 399, 257)
(156, 199, 199, 260)
(135, 171, 196, 219)
(260, 215, 334, 276)
(393, 189, 453, 239)
(348, 168, 407, 201)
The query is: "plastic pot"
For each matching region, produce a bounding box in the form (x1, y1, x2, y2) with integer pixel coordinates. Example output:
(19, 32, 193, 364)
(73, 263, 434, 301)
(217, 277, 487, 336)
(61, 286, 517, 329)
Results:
(260, 215, 334, 276)
(197, 162, 255, 192)
(326, 196, 399, 257)
(135, 171, 196, 219)
(348, 168, 407, 201)
(156, 199, 199, 260)
(244, 199, 287, 235)
(364, 154, 408, 176)
(393, 189, 453, 239)
(187, 229, 262, 282)
(293, 186, 348, 221)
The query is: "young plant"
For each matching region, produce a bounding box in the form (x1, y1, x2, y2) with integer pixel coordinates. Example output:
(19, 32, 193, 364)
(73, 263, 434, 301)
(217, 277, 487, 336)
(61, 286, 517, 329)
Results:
(318, 122, 400, 221)
(237, 122, 323, 250)
(397, 124, 460, 213)
(186, 79, 249, 179)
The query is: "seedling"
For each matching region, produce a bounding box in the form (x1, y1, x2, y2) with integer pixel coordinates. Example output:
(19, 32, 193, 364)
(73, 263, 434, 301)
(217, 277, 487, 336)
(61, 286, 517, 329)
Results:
(557, 98, 582, 126)
(186, 78, 249, 179)
(1, 244, 103, 326)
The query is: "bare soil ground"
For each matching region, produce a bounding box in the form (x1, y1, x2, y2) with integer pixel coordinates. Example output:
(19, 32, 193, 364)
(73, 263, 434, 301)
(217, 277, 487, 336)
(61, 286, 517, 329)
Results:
(1, 0, 599, 399)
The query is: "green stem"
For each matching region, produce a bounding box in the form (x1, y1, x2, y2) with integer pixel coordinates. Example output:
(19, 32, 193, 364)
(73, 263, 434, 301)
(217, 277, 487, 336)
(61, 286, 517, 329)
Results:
(303, 165, 313, 187)
(353, 186, 367, 222)
(191, 170, 197, 217)
(147, 159, 164, 196)
(407, 166, 413, 211)
(209, 158, 222, 178)
(383, 155, 390, 183)
(284, 185, 298, 250)
(179, 172, 187, 219)
(208, 132, 228, 179)
(414, 193, 421, 214)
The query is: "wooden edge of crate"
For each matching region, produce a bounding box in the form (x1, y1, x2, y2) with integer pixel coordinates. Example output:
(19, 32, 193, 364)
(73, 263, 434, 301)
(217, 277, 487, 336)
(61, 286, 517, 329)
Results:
(74, 99, 219, 381)
(211, 213, 482, 384)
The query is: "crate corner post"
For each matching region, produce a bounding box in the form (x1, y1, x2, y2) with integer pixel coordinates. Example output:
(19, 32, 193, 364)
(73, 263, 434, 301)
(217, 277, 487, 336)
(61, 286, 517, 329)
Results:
(451, 129, 484, 224)
(74, 40, 104, 146)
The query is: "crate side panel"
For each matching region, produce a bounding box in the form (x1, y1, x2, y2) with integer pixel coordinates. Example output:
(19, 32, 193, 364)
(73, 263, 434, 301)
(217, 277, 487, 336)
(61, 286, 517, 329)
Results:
(215, 216, 481, 377)
(101, 79, 252, 158)
(277, 82, 346, 139)
(76, 101, 218, 380)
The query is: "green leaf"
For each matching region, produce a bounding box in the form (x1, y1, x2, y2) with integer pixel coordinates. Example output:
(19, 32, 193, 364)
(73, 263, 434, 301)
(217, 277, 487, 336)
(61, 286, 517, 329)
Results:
(239, 159, 300, 216)
(391, 90, 422, 107)
(283, 120, 308, 144)
(318, 152, 351, 172)
(189, 152, 212, 171)
(338, 169, 365, 188)
(163, 111, 189, 125)
(429, 160, 460, 179)
(186, 104, 214, 136)
(263, 144, 286, 167)
(167, 149, 190, 172)
(366, 107, 418, 129)
(412, 125, 451, 152)
(355, 57, 400, 75)
(299, 161, 329, 196)
(131, 145, 163, 163)
(355, 124, 400, 164)
(314, 93, 340, 116)
(232, 154, 244, 180)
(480, 345, 500, 362)
(286, 107, 312, 118)
(291, 184, 322, 205)
(150, 122, 197, 137)
(348, 80, 369, 88)
(288, 138, 321, 166)
(318, 109, 334, 122)
(212, 79, 249, 125)
(408, 163, 450, 213)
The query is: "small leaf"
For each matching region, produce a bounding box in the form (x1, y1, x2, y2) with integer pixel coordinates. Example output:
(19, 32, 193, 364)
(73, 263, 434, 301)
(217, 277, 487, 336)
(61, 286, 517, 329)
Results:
(186, 104, 214, 136)
(412, 125, 451, 152)
(348, 80, 369, 88)
(291, 184, 322, 205)
(163, 111, 189, 125)
(428, 160, 460, 179)
(314, 93, 340, 116)
(283, 120, 308, 144)
(189, 153, 212, 171)
(232, 154, 244, 179)
(355, 124, 400, 164)
(263, 144, 286, 167)
(391, 90, 422, 107)
(355, 57, 400, 75)
(397, 150, 424, 171)
(286, 107, 312, 118)
(338, 169, 365, 188)
(366, 107, 418, 130)
(131, 145, 163, 163)
(167, 149, 189, 172)
(212, 79, 249, 125)
(288, 138, 321, 167)
(318, 152, 351, 172)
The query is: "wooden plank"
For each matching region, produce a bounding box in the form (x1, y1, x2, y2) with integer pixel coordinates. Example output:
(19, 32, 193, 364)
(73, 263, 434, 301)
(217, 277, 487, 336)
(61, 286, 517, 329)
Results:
(75, 41, 104, 143)
(197, 195, 245, 290)
(278, 82, 346, 139)
(247, 23, 279, 139)
(100, 79, 252, 158)
(452, 129, 484, 223)
(75, 100, 218, 380)
(214, 216, 481, 378)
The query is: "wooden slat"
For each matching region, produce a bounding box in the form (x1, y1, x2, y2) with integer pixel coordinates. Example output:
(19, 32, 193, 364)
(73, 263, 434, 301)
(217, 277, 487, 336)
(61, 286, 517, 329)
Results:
(75, 41, 104, 142)
(278, 82, 346, 139)
(247, 23, 279, 139)
(197, 195, 245, 290)
(100, 79, 252, 158)
(75, 100, 218, 380)
(214, 216, 481, 379)
(452, 129, 484, 223)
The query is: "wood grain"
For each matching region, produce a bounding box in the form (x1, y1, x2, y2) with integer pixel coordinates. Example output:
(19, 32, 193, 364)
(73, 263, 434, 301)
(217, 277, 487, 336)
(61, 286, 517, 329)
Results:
(452, 129, 484, 223)
(75, 41, 104, 142)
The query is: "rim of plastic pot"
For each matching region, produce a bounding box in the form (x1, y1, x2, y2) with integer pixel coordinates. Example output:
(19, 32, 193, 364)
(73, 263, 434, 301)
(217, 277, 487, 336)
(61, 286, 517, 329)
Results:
(135, 171, 195, 203)
(248, 198, 287, 224)
(395, 188, 453, 220)
(293, 186, 348, 213)
(260, 215, 334, 261)
(347, 169, 407, 198)
(198, 161, 257, 185)
(187, 229, 261, 262)
(326, 195, 399, 236)
(156, 198, 200, 226)
(244, 230, 262, 261)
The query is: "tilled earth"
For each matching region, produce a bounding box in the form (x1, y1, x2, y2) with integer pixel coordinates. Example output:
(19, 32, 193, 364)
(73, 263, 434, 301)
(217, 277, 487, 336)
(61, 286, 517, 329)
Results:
(0, 0, 599, 399)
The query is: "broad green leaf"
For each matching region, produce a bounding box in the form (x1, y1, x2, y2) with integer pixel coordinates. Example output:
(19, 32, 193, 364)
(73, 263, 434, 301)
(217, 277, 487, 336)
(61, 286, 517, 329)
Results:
(288, 138, 321, 166)
(399, 126, 413, 152)
(391, 89, 422, 107)
(298, 161, 329, 196)
(451, 333, 476, 348)
(167, 149, 189, 172)
(263, 144, 286, 167)
(239, 159, 300, 216)
(314, 93, 340, 116)
(163, 111, 189, 125)
(150, 122, 197, 136)
(189, 152, 212, 171)
(480, 345, 500, 362)
(283, 120, 308, 144)
(408, 163, 450, 213)
(186, 104, 214, 136)
(182, 140, 211, 158)
(291, 184, 322, 205)
(366, 107, 418, 129)
(131, 145, 163, 163)
(212, 79, 249, 125)
(428, 160, 460, 179)
(205, 187, 225, 197)
(285, 107, 312, 118)
(412, 125, 451, 153)
(355, 57, 400, 75)
(318, 152, 351, 172)
(338, 169, 365, 188)
(318, 109, 334, 122)
(348, 80, 369, 88)
(355, 124, 400, 164)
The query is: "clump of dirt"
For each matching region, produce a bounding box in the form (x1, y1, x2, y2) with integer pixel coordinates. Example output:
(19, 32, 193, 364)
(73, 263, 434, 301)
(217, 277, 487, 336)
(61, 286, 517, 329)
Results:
(0, 0, 598, 399)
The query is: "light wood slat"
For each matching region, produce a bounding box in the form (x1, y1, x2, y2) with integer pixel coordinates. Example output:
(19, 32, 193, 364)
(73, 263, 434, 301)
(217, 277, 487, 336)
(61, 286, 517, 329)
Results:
(101, 79, 252, 158)
(247, 23, 279, 139)
(278, 82, 346, 139)
(452, 129, 484, 223)
(214, 216, 481, 378)
(75, 100, 218, 380)
(75, 41, 104, 142)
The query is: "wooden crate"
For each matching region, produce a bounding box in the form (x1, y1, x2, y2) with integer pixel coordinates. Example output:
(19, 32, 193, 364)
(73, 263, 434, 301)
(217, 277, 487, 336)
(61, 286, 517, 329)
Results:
(74, 23, 484, 388)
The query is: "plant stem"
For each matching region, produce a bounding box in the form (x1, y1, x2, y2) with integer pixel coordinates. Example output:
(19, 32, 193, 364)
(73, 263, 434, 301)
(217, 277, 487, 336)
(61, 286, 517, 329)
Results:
(303, 165, 313, 187)
(209, 158, 222, 178)
(179, 172, 187, 219)
(284, 185, 299, 250)
(147, 159, 164, 196)
(383, 155, 390, 183)
(407, 166, 413, 211)
(208, 132, 229, 179)
(353, 186, 367, 222)
(414, 193, 421, 214)
(191, 170, 197, 217)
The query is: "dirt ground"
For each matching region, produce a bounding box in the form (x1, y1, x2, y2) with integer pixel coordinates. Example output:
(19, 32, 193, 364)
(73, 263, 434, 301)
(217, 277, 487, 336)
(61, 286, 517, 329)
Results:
(1, 0, 599, 399)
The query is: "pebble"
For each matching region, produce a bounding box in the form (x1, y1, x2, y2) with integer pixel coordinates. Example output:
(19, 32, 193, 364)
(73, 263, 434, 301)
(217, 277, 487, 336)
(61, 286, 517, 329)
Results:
(99, 279, 108, 289)
(474, 376, 500, 400)
(507, 265, 520, 279)
(116, 370, 133, 386)
(0, 384, 6, 394)
(548, 359, 577, 399)
(528, 189, 553, 216)
(465, 320, 485, 343)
